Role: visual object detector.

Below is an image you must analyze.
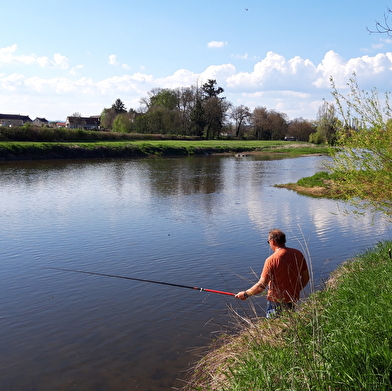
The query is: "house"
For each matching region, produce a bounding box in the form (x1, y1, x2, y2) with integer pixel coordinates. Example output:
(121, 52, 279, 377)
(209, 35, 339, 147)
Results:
(56, 122, 66, 128)
(0, 114, 32, 127)
(33, 117, 49, 126)
(65, 116, 100, 130)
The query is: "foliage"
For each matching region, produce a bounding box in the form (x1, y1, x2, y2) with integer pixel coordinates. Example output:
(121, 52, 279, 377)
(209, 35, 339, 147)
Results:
(309, 130, 326, 144)
(112, 112, 133, 133)
(190, 98, 206, 137)
(201, 79, 224, 99)
(150, 88, 179, 110)
(100, 107, 117, 129)
(330, 75, 392, 218)
(311, 100, 339, 144)
(111, 98, 127, 114)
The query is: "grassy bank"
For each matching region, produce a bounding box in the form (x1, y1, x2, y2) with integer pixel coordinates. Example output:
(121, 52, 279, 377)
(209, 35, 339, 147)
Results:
(183, 241, 392, 390)
(0, 140, 329, 160)
(275, 171, 346, 199)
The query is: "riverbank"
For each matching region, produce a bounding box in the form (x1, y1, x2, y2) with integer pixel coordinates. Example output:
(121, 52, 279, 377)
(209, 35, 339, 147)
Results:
(275, 171, 345, 199)
(182, 241, 392, 390)
(0, 140, 329, 160)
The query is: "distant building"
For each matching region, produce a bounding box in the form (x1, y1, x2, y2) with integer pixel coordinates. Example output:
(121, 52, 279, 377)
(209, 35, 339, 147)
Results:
(33, 117, 49, 126)
(65, 116, 100, 130)
(56, 122, 66, 128)
(0, 114, 32, 127)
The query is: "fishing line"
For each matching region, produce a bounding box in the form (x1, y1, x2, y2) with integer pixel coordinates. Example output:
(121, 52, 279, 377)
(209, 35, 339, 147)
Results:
(43, 267, 235, 296)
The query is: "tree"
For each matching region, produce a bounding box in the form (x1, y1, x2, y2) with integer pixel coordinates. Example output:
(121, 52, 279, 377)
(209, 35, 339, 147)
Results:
(250, 107, 288, 140)
(201, 79, 224, 99)
(203, 97, 231, 139)
(268, 110, 288, 140)
(196, 80, 229, 139)
(150, 89, 179, 110)
(288, 118, 316, 141)
(231, 105, 251, 138)
(190, 97, 206, 137)
(100, 108, 117, 129)
(178, 86, 197, 135)
(112, 98, 127, 114)
(316, 101, 339, 144)
(112, 112, 133, 133)
(329, 75, 392, 218)
(251, 107, 269, 140)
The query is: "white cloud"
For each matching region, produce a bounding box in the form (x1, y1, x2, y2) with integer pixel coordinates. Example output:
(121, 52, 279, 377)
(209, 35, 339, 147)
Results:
(207, 41, 228, 48)
(157, 69, 198, 88)
(232, 53, 249, 59)
(108, 54, 117, 65)
(53, 53, 69, 69)
(2, 46, 392, 121)
(0, 44, 69, 69)
(200, 64, 236, 84)
(0, 73, 25, 91)
(227, 51, 317, 91)
(70, 64, 84, 76)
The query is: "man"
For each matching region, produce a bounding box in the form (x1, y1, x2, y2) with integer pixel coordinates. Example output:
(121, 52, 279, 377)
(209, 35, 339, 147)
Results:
(235, 229, 310, 318)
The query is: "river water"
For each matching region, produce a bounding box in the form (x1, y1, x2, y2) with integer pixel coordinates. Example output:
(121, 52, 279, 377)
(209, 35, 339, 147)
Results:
(0, 154, 390, 390)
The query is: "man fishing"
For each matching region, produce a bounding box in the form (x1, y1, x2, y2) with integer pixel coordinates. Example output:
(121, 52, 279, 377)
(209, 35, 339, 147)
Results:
(236, 229, 310, 318)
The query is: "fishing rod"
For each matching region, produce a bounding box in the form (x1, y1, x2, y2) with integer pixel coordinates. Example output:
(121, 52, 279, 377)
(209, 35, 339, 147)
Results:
(44, 267, 235, 296)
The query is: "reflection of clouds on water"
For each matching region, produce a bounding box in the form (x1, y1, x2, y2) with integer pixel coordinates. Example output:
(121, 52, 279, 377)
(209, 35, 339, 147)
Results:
(233, 155, 391, 285)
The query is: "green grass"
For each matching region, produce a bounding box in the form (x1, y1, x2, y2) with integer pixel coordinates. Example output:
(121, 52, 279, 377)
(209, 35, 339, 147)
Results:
(184, 241, 392, 390)
(296, 171, 333, 187)
(0, 140, 330, 160)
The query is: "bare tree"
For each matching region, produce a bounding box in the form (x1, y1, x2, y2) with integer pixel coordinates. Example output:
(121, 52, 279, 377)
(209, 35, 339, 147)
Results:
(288, 118, 316, 141)
(250, 107, 288, 140)
(230, 105, 251, 137)
(251, 107, 269, 140)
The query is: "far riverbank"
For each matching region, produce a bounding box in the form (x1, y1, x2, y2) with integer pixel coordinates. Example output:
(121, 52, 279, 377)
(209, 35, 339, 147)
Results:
(0, 140, 329, 161)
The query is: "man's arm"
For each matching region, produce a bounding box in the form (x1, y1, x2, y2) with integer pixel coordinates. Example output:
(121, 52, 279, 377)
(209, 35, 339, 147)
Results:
(235, 276, 268, 301)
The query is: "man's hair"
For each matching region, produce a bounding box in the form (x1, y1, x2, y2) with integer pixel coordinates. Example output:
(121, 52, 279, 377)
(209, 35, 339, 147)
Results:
(268, 229, 286, 245)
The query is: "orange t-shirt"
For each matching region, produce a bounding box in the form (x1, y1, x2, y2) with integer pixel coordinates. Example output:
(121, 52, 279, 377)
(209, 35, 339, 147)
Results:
(261, 247, 308, 303)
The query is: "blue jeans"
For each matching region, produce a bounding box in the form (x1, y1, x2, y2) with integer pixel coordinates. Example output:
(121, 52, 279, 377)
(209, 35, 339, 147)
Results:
(266, 301, 294, 318)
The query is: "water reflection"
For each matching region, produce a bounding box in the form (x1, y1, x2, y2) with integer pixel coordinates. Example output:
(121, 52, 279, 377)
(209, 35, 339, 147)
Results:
(0, 155, 390, 391)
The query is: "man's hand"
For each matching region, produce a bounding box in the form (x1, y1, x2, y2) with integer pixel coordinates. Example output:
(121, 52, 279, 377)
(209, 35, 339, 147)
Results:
(235, 291, 249, 300)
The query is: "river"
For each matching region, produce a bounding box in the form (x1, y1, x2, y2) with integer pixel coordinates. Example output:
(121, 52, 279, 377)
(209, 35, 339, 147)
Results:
(0, 154, 390, 390)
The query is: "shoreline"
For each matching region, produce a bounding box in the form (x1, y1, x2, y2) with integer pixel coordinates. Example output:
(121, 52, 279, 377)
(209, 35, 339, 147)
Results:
(0, 141, 329, 161)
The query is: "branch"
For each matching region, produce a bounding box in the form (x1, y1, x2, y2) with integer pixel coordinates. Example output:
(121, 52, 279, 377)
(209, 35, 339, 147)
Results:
(367, 8, 392, 36)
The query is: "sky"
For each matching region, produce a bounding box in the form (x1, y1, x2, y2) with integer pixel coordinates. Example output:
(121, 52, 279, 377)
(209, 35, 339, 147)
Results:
(2, 0, 392, 122)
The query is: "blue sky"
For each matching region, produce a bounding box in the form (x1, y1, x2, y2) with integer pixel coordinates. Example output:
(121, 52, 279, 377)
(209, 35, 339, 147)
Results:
(2, 0, 392, 121)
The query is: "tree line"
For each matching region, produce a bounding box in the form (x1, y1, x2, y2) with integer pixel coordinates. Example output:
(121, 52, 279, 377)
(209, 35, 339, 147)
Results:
(99, 79, 338, 143)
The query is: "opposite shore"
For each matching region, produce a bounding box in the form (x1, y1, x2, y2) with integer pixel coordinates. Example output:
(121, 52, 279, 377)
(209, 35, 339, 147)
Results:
(0, 139, 329, 161)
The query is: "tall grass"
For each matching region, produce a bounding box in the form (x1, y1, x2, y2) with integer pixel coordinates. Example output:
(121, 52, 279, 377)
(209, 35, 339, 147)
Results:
(182, 241, 392, 390)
